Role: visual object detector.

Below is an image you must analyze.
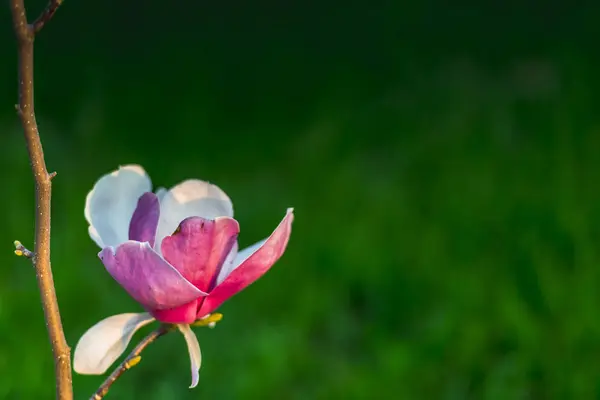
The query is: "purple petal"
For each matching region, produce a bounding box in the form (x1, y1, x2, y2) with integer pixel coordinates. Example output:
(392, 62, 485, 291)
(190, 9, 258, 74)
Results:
(129, 192, 160, 246)
(161, 217, 239, 292)
(99, 242, 206, 312)
(197, 209, 294, 316)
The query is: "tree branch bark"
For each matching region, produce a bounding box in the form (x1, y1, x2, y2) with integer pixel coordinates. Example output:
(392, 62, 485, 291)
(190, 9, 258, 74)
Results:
(9, 0, 72, 399)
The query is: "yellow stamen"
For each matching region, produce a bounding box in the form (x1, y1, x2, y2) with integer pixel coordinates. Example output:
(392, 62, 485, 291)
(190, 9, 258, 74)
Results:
(192, 313, 223, 327)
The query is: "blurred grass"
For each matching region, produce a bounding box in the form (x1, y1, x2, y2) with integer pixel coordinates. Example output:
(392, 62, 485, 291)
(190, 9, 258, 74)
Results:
(2, 1, 600, 399)
(1, 58, 600, 399)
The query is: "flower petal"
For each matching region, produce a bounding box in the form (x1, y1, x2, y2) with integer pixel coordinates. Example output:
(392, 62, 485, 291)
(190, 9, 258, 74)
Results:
(128, 192, 160, 246)
(177, 324, 202, 389)
(197, 208, 294, 316)
(216, 239, 260, 286)
(99, 241, 207, 311)
(151, 299, 200, 324)
(161, 217, 239, 292)
(154, 180, 233, 251)
(73, 312, 155, 374)
(85, 165, 152, 248)
(155, 187, 168, 203)
(215, 241, 239, 286)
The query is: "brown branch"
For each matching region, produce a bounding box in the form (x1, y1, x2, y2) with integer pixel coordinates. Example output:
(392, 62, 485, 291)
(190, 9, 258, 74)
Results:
(33, 0, 64, 33)
(91, 325, 175, 400)
(9, 0, 72, 399)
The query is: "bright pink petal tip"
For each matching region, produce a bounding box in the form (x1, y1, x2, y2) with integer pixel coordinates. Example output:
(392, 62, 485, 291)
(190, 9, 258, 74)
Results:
(197, 208, 294, 316)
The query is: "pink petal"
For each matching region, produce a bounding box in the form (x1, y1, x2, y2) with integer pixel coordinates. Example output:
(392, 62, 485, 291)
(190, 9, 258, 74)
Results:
(129, 192, 160, 246)
(151, 299, 200, 324)
(161, 216, 239, 292)
(197, 209, 294, 316)
(99, 242, 207, 312)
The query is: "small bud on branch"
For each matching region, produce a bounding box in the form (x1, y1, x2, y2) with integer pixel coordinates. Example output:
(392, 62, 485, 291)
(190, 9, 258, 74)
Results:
(13, 240, 34, 258)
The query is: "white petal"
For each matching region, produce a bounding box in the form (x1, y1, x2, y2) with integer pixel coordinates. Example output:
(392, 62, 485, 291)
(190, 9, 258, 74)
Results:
(74, 312, 155, 374)
(177, 324, 202, 388)
(87, 226, 104, 249)
(216, 239, 265, 285)
(154, 180, 233, 251)
(85, 165, 152, 248)
(155, 187, 168, 203)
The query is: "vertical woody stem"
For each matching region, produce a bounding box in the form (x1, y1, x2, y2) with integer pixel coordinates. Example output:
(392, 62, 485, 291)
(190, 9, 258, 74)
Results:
(9, 0, 72, 399)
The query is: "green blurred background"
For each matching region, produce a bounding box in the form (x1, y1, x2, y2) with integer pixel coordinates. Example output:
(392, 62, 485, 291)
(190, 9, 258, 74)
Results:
(2, 1, 600, 398)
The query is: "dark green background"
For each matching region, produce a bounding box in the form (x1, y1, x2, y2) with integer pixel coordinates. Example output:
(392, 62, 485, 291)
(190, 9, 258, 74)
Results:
(2, 1, 600, 398)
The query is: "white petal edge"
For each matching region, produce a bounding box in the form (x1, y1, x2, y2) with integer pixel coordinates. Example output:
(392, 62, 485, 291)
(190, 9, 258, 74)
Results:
(84, 165, 152, 249)
(216, 239, 265, 285)
(155, 187, 168, 203)
(177, 324, 202, 389)
(74, 312, 155, 375)
(154, 179, 234, 252)
(88, 226, 104, 249)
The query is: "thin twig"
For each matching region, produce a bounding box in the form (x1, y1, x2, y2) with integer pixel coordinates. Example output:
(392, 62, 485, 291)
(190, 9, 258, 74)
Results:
(91, 325, 175, 400)
(9, 0, 72, 399)
(32, 0, 64, 33)
(91, 313, 222, 398)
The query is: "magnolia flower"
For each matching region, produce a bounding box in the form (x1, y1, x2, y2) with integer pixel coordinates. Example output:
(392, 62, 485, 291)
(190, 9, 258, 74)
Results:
(73, 165, 293, 387)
